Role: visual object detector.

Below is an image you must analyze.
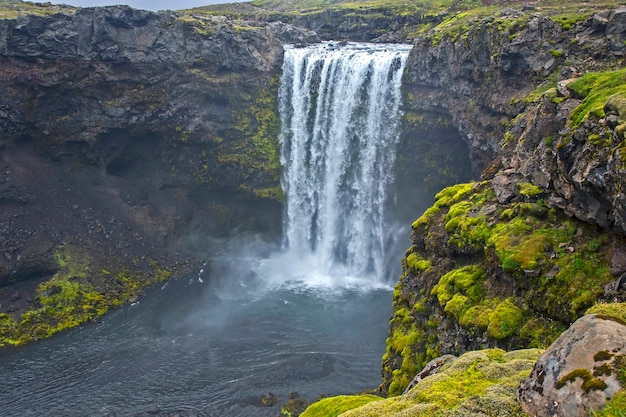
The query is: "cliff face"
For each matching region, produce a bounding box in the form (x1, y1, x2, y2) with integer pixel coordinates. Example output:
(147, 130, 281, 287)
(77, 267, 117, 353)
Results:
(0, 3, 320, 345)
(381, 6, 626, 397)
(1, 7, 625, 411)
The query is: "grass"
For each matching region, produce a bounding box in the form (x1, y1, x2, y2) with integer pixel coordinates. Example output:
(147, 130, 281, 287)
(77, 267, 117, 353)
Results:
(0, 0, 76, 19)
(567, 68, 626, 127)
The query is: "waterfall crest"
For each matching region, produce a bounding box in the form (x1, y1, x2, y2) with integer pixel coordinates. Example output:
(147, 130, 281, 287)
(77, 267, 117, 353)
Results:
(277, 42, 412, 284)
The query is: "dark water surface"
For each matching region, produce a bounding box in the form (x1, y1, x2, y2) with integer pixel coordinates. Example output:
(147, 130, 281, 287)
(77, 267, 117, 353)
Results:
(0, 265, 392, 416)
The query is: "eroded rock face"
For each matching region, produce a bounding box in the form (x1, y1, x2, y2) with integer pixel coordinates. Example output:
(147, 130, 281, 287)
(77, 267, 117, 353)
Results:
(518, 314, 626, 417)
(402, 8, 626, 232)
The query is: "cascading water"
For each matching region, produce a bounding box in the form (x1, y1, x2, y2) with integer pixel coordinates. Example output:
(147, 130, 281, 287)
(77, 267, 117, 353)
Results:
(0, 42, 414, 417)
(276, 42, 412, 284)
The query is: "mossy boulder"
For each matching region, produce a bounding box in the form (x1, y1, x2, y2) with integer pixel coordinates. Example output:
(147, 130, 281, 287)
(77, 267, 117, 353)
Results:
(518, 314, 626, 417)
(306, 348, 541, 417)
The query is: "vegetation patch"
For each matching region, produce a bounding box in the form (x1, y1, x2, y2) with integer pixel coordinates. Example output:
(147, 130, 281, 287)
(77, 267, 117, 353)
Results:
(299, 394, 382, 417)
(218, 76, 282, 199)
(338, 349, 542, 417)
(586, 303, 626, 323)
(0, 0, 76, 18)
(567, 68, 626, 127)
(0, 246, 172, 347)
(384, 179, 614, 395)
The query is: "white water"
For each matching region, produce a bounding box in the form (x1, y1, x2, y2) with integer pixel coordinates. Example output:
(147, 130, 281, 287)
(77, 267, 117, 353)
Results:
(272, 42, 412, 287)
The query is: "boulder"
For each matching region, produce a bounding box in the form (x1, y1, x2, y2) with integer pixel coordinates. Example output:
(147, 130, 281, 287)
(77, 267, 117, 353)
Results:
(518, 314, 626, 417)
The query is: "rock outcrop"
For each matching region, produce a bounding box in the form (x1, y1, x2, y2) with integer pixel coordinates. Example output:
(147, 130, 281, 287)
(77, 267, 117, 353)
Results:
(402, 7, 626, 232)
(518, 314, 626, 417)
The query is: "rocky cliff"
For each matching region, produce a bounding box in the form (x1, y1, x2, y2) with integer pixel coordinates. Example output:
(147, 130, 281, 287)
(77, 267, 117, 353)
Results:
(0, 1, 318, 345)
(378, 4, 626, 415)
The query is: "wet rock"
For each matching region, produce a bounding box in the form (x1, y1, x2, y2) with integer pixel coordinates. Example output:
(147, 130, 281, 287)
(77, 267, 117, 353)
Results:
(604, 273, 626, 297)
(518, 314, 626, 417)
(260, 392, 278, 406)
(610, 236, 626, 275)
(607, 8, 626, 36)
(281, 394, 309, 417)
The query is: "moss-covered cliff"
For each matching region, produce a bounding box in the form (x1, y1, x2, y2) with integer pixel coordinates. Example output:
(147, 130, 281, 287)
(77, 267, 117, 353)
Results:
(377, 1, 626, 401)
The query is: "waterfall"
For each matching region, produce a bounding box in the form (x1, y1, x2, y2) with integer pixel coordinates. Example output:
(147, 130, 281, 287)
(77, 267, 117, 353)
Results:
(277, 42, 412, 284)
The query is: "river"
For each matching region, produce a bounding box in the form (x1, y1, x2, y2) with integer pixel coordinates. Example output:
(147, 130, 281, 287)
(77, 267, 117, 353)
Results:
(0, 259, 392, 416)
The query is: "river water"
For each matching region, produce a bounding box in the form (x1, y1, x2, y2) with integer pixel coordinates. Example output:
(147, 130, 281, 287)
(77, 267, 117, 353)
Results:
(0, 259, 392, 416)
(0, 42, 412, 416)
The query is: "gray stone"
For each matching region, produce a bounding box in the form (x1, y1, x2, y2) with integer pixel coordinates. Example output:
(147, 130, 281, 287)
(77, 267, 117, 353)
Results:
(491, 174, 518, 204)
(518, 314, 626, 417)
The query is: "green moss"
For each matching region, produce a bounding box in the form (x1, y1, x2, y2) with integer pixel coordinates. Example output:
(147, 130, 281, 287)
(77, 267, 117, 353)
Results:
(594, 350, 615, 362)
(300, 395, 382, 417)
(518, 318, 561, 348)
(549, 49, 564, 58)
(551, 11, 591, 30)
(487, 298, 524, 339)
(586, 303, 626, 322)
(432, 265, 486, 306)
(0, 0, 76, 18)
(518, 182, 543, 198)
(219, 77, 282, 197)
(413, 182, 476, 229)
(443, 185, 495, 252)
(567, 69, 626, 127)
(459, 303, 493, 329)
(556, 368, 594, 389)
(0, 246, 173, 347)
(582, 378, 608, 392)
(523, 84, 557, 104)
(593, 390, 626, 417)
(556, 367, 608, 392)
(281, 398, 309, 417)
(489, 217, 550, 271)
(343, 349, 542, 417)
(444, 293, 471, 319)
(406, 253, 431, 273)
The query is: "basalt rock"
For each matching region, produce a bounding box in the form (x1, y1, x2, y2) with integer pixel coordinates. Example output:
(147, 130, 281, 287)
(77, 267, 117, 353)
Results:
(402, 7, 626, 233)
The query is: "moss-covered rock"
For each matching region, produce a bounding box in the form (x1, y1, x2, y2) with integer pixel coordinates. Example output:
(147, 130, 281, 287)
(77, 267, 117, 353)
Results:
(309, 348, 540, 417)
(586, 302, 626, 322)
(382, 180, 615, 395)
(518, 314, 626, 417)
(0, 245, 173, 347)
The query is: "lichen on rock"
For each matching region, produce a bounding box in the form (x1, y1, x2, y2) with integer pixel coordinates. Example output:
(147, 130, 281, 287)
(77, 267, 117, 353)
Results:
(518, 313, 626, 417)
